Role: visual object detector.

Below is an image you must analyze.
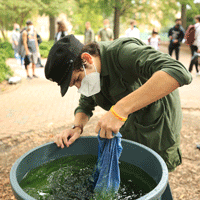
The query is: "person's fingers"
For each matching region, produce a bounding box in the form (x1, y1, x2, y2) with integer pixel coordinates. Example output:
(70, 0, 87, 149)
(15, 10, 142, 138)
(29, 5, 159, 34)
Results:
(106, 129, 113, 139)
(95, 123, 101, 134)
(67, 132, 80, 147)
(63, 133, 70, 147)
(54, 129, 72, 148)
(54, 134, 64, 148)
(99, 128, 106, 138)
(112, 126, 119, 134)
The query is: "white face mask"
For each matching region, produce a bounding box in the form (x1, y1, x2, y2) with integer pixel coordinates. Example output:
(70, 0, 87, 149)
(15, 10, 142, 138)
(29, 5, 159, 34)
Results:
(78, 64, 101, 97)
(27, 25, 34, 33)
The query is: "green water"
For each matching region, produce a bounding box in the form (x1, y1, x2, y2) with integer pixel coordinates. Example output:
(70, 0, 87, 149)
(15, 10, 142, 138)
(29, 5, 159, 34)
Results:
(20, 155, 157, 200)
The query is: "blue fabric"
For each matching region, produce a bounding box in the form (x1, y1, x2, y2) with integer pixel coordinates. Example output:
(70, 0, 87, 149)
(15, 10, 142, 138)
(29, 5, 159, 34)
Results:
(92, 132, 123, 198)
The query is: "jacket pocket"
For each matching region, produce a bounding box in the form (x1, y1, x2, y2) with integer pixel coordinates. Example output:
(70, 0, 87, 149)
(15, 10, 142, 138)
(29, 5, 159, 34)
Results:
(134, 100, 176, 152)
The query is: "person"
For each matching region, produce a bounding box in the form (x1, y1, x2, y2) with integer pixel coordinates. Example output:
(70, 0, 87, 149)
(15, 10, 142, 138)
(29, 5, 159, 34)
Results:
(97, 19, 114, 41)
(168, 19, 185, 60)
(55, 21, 68, 43)
(36, 33, 44, 68)
(148, 28, 161, 50)
(84, 21, 95, 44)
(45, 35, 192, 173)
(22, 20, 39, 79)
(125, 20, 140, 39)
(188, 15, 200, 76)
(11, 23, 21, 65)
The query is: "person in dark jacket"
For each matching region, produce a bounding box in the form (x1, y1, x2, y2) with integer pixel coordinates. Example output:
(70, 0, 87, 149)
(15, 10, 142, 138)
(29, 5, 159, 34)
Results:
(168, 19, 185, 60)
(188, 15, 200, 76)
(45, 35, 192, 172)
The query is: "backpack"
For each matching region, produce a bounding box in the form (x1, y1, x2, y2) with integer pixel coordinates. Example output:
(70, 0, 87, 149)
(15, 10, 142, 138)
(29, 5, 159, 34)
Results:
(37, 33, 42, 45)
(184, 25, 195, 45)
(17, 28, 26, 57)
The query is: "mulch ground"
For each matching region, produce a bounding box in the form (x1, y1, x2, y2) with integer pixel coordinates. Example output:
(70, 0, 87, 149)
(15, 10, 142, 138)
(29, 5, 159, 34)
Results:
(0, 110, 200, 200)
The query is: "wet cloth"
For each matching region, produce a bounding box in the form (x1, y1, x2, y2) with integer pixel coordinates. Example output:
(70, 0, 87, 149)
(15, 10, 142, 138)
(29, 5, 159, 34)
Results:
(92, 132, 123, 198)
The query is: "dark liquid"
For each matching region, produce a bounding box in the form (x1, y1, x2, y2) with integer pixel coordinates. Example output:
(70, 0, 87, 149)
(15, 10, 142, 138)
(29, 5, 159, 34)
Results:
(20, 155, 157, 200)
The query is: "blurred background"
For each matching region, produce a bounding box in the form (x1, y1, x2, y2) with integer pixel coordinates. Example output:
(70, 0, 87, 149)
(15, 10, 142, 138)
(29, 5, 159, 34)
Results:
(1, 0, 200, 42)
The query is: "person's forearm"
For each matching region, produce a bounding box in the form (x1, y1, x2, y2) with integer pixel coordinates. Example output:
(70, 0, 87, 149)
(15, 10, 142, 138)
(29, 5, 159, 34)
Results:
(74, 112, 89, 129)
(35, 37, 39, 52)
(97, 35, 101, 41)
(114, 71, 180, 117)
(14, 41, 18, 46)
(23, 36, 29, 54)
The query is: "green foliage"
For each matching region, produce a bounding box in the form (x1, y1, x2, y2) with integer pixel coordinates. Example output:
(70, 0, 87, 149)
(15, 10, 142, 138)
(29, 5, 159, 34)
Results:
(0, 53, 7, 62)
(72, 0, 104, 35)
(39, 40, 54, 58)
(0, 41, 14, 83)
(0, 62, 14, 82)
(0, 42, 14, 58)
(40, 0, 72, 17)
(186, 3, 200, 28)
(0, 0, 46, 29)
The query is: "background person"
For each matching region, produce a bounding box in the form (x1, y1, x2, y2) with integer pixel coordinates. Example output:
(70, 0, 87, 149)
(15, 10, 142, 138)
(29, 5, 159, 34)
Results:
(168, 18, 185, 60)
(84, 21, 95, 44)
(188, 15, 200, 76)
(97, 19, 114, 41)
(55, 21, 68, 43)
(12, 23, 21, 65)
(45, 35, 192, 173)
(22, 20, 39, 79)
(36, 33, 44, 68)
(125, 20, 140, 39)
(148, 28, 161, 50)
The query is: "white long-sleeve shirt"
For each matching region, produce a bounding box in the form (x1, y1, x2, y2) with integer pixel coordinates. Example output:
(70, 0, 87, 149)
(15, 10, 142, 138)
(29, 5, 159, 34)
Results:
(125, 27, 140, 39)
(193, 23, 200, 49)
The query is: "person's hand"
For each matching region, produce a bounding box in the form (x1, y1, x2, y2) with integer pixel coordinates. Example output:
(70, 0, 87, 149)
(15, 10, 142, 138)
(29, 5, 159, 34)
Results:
(197, 49, 200, 53)
(95, 110, 125, 139)
(54, 127, 82, 148)
(173, 39, 178, 43)
(26, 51, 31, 56)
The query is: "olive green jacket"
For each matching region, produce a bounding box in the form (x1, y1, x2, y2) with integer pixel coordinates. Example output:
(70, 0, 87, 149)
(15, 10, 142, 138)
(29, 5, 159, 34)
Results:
(75, 37, 192, 171)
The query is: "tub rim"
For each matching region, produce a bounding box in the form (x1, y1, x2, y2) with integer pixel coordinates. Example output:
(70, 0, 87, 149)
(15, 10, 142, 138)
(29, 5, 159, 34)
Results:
(10, 136, 168, 200)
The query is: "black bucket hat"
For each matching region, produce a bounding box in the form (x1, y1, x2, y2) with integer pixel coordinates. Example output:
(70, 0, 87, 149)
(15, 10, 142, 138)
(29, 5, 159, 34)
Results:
(45, 35, 84, 97)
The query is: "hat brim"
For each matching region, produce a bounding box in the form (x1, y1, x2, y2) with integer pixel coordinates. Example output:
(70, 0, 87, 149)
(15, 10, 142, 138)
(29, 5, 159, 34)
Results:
(60, 65, 73, 97)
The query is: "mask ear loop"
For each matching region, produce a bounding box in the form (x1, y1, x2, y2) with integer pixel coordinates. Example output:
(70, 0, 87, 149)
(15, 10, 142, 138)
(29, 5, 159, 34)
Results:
(82, 64, 87, 76)
(93, 64, 98, 72)
(83, 64, 98, 74)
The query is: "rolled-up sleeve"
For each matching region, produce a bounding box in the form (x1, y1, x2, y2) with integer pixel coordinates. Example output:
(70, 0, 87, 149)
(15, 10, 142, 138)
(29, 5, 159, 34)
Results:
(118, 43, 192, 86)
(74, 94, 97, 119)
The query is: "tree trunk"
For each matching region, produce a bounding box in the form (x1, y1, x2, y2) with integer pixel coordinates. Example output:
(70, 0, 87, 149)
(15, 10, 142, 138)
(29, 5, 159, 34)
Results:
(114, 5, 120, 39)
(0, 29, 7, 41)
(181, 4, 187, 30)
(49, 16, 57, 41)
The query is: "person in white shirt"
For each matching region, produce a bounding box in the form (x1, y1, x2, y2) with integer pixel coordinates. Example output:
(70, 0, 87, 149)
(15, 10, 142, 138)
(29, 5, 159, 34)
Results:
(12, 23, 21, 64)
(125, 20, 140, 39)
(148, 28, 161, 50)
(55, 21, 68, 43)
(189, 15, 200, 76)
